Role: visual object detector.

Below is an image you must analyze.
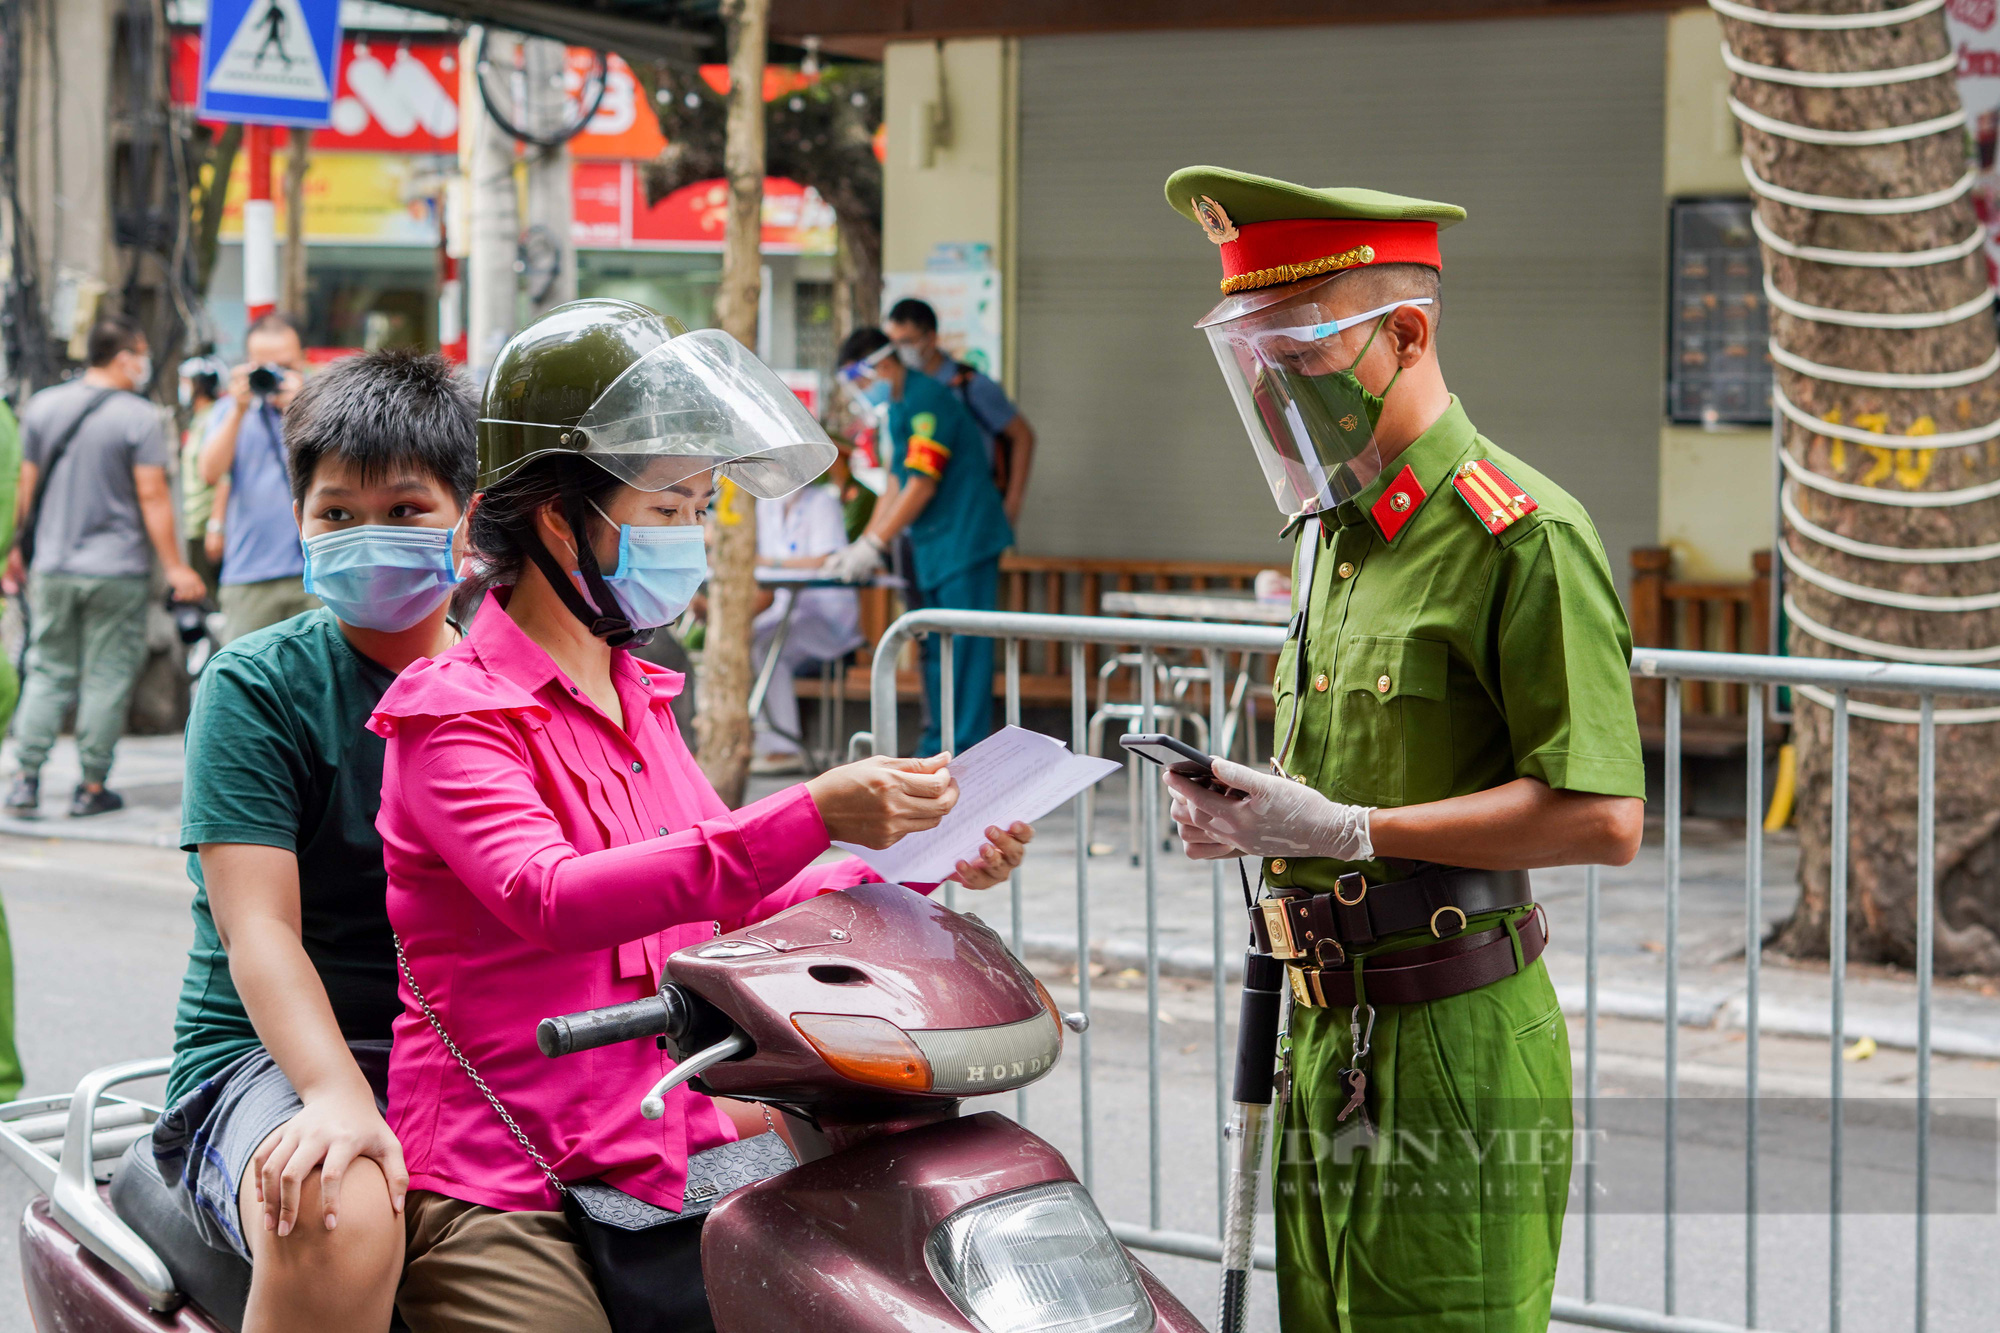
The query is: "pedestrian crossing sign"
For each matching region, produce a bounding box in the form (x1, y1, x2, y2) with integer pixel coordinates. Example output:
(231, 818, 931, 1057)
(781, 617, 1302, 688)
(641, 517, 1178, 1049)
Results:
(197, 0, 345, 127)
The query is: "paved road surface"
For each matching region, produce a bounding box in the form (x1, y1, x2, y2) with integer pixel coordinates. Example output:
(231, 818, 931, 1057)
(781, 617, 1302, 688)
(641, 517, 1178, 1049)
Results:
(0, 836, 1992, 1332)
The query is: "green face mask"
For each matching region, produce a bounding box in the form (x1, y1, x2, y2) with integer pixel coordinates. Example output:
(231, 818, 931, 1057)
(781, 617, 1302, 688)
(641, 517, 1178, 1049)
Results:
(1251, 312, 1401, 508)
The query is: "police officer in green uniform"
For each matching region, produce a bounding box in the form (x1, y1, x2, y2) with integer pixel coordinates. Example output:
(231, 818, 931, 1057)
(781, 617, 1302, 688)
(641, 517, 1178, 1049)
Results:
(1160, 167, 1647, 1332)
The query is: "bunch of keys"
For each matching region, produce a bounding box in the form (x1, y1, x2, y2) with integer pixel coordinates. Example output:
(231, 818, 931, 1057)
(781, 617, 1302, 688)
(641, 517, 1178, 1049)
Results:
(1334, 1003, 1377, 1147)
(1274, 1032, 1295, 1114)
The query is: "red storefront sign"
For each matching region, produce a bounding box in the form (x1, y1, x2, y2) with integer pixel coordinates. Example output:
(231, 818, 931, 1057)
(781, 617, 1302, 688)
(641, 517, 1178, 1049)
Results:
(171, 31, 832, 253)
(572, 162, 836, 253)
(173, 31, 459, 153)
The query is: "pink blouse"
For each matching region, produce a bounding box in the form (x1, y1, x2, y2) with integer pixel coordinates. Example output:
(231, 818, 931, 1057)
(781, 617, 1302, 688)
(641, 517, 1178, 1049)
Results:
(370, 590, 877, 1213)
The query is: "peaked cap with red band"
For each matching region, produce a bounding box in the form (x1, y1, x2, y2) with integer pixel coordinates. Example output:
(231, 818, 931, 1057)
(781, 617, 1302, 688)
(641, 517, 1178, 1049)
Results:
(1164, 166, 1465, 296)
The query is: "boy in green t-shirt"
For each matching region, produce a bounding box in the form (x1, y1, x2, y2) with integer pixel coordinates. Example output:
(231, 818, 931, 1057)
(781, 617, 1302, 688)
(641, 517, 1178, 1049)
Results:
(151, 351, 476, 1332)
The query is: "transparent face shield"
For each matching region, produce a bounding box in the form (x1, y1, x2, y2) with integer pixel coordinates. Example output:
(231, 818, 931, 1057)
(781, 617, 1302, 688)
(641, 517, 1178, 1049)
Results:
(489, 328, 839, 499)
(1198, 284, 1433, 518)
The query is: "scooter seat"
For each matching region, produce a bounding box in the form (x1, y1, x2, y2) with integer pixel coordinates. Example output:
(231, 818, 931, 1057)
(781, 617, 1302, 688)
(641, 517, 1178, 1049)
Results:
(108, 1135, 250, 1332)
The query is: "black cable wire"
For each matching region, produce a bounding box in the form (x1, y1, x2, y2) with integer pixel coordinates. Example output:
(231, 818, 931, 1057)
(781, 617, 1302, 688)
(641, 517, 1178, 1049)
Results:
(475, 29, 608, 150)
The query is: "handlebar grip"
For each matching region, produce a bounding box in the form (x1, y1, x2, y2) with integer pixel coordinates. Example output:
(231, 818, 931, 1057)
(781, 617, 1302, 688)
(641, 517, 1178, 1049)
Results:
(538, 994, 673, 1058)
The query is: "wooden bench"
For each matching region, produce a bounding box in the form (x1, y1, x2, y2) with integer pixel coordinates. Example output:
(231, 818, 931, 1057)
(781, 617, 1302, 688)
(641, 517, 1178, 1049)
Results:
(1628, 547, 1778, 755)
(841, 547, 1778, 759)
(845, 553, 1279, 708)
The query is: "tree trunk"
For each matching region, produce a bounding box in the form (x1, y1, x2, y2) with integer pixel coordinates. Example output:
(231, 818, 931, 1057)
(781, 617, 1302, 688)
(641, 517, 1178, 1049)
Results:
(693, 0, 769, 808)
(1720, 4, 2000, 974)
(193, 123, 242, 299)
(834, 206, 880, 342)
(282, 127, 310, 324)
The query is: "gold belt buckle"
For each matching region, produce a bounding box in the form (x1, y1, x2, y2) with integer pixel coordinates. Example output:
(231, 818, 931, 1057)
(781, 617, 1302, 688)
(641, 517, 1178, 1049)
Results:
(1288, 965, 1316, 1008)
(1262, 899, 1302, 960)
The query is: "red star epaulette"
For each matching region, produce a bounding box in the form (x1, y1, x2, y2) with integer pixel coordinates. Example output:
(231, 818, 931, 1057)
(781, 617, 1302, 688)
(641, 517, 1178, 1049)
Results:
(1368, 465, 1426, 542)
(1451, 459, 1538, 536)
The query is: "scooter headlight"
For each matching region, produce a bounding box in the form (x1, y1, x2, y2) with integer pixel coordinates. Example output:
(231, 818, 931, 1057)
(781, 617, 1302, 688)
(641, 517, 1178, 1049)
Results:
(925, 1182, 1154, 1333)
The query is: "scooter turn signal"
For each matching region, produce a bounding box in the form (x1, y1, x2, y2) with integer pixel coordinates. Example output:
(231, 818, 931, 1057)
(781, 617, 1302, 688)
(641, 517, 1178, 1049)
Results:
(792, 1014, 934, 1093)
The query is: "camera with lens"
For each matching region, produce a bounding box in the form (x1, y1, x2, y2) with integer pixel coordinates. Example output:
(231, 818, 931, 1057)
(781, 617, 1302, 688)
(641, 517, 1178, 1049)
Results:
(246, 363, 287, 398)
(166, 594, 209, 646)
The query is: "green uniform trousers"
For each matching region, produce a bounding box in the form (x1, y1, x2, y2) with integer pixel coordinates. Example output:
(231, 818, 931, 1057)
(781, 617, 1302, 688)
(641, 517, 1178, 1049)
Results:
(12, 573, 151, 787)
(1275, 947, 1571, 1333)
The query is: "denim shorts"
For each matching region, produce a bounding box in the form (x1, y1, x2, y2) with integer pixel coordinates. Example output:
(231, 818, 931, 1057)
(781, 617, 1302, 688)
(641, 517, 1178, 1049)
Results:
(150, 1040, 390, 1258)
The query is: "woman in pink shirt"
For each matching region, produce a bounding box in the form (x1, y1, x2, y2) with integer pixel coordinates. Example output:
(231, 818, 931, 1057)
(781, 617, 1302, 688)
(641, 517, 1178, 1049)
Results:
(372, 303, 1031, 1332)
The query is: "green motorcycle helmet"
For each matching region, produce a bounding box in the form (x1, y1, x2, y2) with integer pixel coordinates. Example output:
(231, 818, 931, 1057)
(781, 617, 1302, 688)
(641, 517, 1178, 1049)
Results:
(471, 298, 835, 648)
(477, 297, 835, 496)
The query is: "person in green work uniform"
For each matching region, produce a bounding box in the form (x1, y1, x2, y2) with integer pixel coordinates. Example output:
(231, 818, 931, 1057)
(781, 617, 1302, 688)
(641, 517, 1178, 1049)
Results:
(827, 326, 1014, 755)
(1160, 168, 1646, 1332)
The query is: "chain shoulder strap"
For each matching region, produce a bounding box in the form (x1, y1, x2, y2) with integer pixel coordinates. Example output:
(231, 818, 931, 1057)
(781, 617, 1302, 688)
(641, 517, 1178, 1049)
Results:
(393, 932, 569, 1197)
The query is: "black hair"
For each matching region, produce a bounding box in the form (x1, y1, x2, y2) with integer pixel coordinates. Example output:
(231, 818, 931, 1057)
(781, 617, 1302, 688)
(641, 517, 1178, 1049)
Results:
(836, 325, 891, 367)
(284, 350, 478, 507)
(1337, 264, 1443, 334)
(885, 298, 938, 335)
(450, 452, 626, 627)
(186, 367, 222, 403)
(86, 316, 144, 368)
(247, 311, 301, 343)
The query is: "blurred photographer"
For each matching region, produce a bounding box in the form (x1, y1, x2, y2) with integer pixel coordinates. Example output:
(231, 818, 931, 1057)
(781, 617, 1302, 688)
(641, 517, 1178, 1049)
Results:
(178, 354, 227, 589)
(199, 314, 317, 643)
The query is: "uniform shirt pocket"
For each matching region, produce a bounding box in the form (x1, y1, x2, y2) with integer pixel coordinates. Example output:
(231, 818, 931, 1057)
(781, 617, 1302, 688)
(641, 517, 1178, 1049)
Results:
(1331, 636, 1451, 806)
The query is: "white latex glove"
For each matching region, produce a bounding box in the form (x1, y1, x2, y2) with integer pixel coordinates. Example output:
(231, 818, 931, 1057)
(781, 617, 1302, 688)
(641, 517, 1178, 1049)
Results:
(822, 533, 886, 583)
(1163, 756, 1374, 863)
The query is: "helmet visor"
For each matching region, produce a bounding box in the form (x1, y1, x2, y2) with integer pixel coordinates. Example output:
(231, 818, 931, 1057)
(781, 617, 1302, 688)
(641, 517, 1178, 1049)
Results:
(1200, 296, 1431, 517)
(570, 329, 836, 498)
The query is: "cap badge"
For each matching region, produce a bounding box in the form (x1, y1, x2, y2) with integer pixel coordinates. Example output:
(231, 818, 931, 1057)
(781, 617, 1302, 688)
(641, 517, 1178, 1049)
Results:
(1339, 414, 1360, 432)
(1192, 196, 1239, 245)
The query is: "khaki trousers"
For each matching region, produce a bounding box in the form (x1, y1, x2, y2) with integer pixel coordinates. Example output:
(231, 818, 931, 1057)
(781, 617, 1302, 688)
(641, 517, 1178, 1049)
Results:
(12, 572, 150, 785)
(398, 1191, 610, 1333)
(217, 575, 319, 645)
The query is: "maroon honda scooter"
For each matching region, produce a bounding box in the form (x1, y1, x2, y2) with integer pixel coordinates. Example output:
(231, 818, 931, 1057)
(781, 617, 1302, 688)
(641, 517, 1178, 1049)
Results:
(0, 881, 1205, 1333)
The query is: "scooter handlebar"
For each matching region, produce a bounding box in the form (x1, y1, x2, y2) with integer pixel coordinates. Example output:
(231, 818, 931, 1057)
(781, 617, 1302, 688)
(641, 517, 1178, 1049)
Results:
(538, 987, 690, 1058)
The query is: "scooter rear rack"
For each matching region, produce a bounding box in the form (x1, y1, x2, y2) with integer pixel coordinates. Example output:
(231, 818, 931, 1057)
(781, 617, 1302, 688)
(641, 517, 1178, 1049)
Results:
(0, 1057, 181, 1312)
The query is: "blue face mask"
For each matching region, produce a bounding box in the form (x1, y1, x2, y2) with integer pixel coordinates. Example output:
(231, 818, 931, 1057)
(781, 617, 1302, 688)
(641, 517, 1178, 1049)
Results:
(581, 501, 708, 631)
(861, 379, 891, 408)
(301, 524, 462, 632)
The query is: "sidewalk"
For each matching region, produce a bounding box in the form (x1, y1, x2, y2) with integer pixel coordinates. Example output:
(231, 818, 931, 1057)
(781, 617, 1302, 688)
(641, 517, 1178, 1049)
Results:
(7, 738, 1996, 1062)
(0, 734, 184, 848)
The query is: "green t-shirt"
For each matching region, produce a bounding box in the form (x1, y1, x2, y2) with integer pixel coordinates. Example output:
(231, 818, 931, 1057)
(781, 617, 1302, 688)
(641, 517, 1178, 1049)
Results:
(166, 609, 400, 1105)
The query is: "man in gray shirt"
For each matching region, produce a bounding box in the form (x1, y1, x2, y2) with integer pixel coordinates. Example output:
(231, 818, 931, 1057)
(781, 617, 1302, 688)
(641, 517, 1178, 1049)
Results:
(4, 316, 205, 817)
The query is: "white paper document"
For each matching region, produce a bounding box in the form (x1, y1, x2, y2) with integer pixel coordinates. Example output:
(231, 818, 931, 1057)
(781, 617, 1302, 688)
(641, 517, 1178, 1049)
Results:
(834, 726, 1121, 884)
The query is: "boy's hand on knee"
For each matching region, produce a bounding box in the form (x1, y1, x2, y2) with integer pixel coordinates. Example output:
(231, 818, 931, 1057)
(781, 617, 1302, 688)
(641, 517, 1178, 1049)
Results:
(252, 1089, 409, 1238)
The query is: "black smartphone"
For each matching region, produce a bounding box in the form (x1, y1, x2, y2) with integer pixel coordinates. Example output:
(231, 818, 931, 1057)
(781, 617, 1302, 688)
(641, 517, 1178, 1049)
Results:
(1119, 733, 1240, 795)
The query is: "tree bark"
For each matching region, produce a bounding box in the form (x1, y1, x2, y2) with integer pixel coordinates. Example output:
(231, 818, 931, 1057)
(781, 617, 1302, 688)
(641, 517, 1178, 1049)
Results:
(1721, 2, 2000, 974)
(281, 127, 310, 324)
(693, 0, 770, 808)
(192, 123, 241, 300)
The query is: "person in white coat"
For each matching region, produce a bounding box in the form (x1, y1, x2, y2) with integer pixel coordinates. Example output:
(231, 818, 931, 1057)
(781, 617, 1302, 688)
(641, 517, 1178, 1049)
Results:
(751, 482, 864, 773)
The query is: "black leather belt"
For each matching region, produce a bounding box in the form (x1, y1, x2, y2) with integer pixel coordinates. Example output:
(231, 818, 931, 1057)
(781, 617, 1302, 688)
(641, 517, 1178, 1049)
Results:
(1289, 907, 1548, 1009)
(1259, 866, 1533, 966)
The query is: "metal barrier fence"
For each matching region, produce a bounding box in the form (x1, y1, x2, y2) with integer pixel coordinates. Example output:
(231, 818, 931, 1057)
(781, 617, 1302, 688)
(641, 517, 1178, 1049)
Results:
(856, 608, 1989, 1333)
